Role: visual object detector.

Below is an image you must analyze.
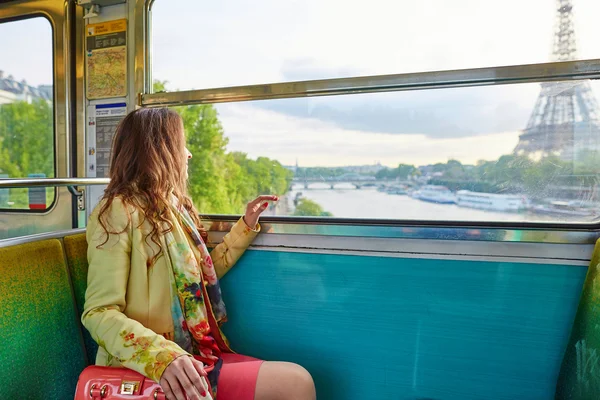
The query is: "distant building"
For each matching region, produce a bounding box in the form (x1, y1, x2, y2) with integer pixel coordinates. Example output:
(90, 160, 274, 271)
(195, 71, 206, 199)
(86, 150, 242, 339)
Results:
(0, 70, 52, 105)
(514, 1, 600, 161)
(288, 161, 385, 174)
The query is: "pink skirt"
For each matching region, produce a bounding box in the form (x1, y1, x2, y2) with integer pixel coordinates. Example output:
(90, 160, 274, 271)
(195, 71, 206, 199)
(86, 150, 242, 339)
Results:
(216, 353, 264, 400)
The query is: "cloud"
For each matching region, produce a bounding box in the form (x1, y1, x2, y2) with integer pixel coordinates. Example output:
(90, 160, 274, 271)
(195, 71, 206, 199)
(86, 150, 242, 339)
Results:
(252, 70, 538, 138)
(216, 103, 521, 167)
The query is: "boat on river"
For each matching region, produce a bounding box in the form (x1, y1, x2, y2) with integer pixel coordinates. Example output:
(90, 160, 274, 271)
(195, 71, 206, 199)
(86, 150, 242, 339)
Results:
(456, 190, 528, 212)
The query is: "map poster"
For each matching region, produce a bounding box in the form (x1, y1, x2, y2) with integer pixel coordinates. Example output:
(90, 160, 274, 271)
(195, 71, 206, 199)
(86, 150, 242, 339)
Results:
(86, 19, 127, 99)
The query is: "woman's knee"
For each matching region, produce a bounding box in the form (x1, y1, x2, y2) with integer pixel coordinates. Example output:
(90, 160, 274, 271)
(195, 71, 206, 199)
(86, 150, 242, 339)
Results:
(255, 361, 316, 400)
(286, 363, 315, 394)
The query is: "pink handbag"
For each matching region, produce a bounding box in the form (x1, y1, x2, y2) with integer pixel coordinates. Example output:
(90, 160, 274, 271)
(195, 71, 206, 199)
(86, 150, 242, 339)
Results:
(75, 359, 214, 399)
(74, 366, 166, 400)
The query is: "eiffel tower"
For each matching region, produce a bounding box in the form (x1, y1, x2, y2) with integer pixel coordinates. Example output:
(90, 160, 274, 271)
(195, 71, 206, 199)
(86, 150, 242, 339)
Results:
(514, 0, 600, 161)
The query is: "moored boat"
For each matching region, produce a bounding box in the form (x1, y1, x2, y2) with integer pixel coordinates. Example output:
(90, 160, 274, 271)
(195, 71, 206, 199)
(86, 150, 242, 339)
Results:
(413, 185, 456, 204)
(456, 190, 528, 212)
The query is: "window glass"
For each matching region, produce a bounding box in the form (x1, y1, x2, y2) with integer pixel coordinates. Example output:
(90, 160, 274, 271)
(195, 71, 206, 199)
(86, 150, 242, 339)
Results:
(0, 17, 55, 210)
(152, 0, 600, 90)
(164, 79, 600, 223)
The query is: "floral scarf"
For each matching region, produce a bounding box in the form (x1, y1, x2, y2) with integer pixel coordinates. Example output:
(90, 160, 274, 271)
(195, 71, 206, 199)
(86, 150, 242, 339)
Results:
(164, 203, 228, 358)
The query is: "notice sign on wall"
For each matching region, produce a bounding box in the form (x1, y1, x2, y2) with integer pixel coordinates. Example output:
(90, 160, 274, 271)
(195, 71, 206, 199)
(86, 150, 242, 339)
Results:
(28, 173, 46, 210)
(87, 103, 127, 178)
(86, 19, 127, 99)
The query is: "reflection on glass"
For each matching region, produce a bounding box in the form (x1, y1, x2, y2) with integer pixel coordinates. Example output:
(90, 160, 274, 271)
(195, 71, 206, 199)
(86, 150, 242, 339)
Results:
(152, 0, 600, 89)
(161, 79, 600, 223)
(0, 17, 54, 210)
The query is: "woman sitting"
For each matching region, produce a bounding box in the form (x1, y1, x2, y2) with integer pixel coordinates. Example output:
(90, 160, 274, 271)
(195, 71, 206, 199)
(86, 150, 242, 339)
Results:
(82, 108, 316, 400)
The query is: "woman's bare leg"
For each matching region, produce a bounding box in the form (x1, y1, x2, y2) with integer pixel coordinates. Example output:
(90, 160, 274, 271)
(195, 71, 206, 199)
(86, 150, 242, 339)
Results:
(254, 361, 316, 400)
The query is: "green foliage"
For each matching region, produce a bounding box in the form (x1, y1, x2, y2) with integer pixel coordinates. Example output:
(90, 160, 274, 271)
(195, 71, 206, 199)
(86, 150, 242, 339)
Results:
(428, 179, 500, 194)
(0, 99, 53, 177)
(153, 80, 168, 93)
(0, 99, 54, 208)
(426, 152, 600, 200)
(156, 81, 294, 214)
(179, 104, 232, 213)
(231, 152, 293, 199)
(293, 198, 333, 217)
(175, 104, 293, 214)
(376, 163, 416, 180)
(295, 167, 346, 179)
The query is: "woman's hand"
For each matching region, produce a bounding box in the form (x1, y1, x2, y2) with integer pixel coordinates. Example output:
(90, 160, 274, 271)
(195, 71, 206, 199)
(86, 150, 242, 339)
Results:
(159, 356, 212, 400)
(244, 195, 278, 230)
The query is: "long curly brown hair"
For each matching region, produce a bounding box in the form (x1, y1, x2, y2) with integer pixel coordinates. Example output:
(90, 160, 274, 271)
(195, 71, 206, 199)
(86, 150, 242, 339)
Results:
(97, 107, 202, 263)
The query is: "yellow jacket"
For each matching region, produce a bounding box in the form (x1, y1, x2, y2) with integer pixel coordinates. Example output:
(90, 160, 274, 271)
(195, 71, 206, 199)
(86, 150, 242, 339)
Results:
(82, 198, 258, 382)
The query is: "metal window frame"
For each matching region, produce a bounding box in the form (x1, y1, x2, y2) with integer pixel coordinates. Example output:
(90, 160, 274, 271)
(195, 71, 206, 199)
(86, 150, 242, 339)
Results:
(0, 178, 110, 189)
(140, 59, 600, 107)
(0, 11, 58, 214)
(0, 1, 77, 232)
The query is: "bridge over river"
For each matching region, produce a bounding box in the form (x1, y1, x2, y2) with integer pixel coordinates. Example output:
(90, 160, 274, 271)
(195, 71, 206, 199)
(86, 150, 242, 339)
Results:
(292, 173, 398, 189)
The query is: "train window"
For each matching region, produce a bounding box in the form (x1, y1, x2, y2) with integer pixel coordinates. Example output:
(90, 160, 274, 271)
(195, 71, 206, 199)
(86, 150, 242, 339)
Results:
(151, 0, 600, 90)
(150, 0, 600, 225)
(0, 17, 55, 211)
(162, 78, 600, 224)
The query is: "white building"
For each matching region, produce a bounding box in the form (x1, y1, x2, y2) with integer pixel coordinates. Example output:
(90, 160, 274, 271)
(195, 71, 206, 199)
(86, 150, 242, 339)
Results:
(0, 70, 52, 105)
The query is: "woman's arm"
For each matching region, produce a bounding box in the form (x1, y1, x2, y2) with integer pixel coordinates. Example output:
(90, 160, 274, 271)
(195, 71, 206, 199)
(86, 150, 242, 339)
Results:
(210, 195, 277, 279)
(210, 217, 260, 279)
(82, 199, 189, 383)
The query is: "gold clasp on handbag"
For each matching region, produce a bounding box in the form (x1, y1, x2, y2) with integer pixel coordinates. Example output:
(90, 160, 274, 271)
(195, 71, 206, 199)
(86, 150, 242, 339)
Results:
(120, 381, 140, 395)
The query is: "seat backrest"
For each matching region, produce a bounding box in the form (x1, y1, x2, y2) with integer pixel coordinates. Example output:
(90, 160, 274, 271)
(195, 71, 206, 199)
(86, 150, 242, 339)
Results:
(0, 239, 87, 399)
(64, 232, 98, 364)
(555, 239, 600, 399)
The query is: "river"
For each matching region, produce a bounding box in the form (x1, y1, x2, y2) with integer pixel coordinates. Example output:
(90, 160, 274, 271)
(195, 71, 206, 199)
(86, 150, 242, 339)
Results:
(268, 183, 585, 224)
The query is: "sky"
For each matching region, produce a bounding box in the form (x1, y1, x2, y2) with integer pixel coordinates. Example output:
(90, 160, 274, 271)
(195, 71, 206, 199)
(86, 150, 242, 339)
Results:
(0, 17, 52, 86)
(2, 1, 600, 167)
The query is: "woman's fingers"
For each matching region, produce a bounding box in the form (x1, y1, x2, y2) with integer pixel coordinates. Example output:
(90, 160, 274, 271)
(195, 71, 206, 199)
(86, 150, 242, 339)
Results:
(248, 195, 278, 208)
(181, 358, 209, 398)
(160, 378, 176, 400)
(165, 375, 187, 400)
(191, 358, 208, 377)
(191, 359, 212, 399)
(244, 195, 280, 229)
(160, 356, 212, 400)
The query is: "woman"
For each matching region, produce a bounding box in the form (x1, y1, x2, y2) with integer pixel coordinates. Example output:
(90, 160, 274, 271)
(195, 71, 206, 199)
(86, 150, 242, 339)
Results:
(82, 108, 316, 400)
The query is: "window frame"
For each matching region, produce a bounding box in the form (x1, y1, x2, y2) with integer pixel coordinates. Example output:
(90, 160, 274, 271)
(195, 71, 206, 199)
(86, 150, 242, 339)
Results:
(0, 13, 58, 213)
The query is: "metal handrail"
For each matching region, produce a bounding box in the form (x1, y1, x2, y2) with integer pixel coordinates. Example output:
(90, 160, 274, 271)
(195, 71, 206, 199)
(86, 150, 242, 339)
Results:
(141, 59, 600, 106)
(0, 178, 110, 189)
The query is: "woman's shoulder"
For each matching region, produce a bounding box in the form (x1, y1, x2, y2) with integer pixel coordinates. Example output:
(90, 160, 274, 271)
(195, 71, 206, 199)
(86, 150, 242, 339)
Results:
(88, 196, 142, 231)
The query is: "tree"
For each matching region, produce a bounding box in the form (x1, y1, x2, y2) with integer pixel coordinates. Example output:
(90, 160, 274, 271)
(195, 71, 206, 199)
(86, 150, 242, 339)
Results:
(444, 159, 465, 179)
(0, 99, 53, 178)
(179, 104, 233, 214)
(293, 198, 333, 217)
(0, 99, 54, 207)
(375, 163, 416, 180)
(295, 167, 346, 180)
(154, 80, 294, 215)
